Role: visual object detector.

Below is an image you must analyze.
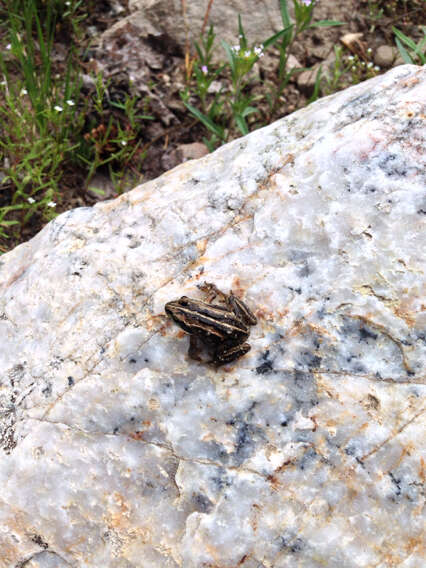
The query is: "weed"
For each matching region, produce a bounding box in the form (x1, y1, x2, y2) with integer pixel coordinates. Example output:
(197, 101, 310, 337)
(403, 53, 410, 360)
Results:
(365, 1, 384, 33)
(183, 1, 344, 148)
(0, 0, 84, 244)
(181, 17, 274, 148)
(0, 1, 153, 249)
(393, 26, 426, 65)
(267, 0, 344, 117)
(78, 74, 153, 192)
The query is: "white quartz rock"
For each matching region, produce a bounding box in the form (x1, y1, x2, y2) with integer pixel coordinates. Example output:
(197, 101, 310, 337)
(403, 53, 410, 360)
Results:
(0, 65, 425, 568)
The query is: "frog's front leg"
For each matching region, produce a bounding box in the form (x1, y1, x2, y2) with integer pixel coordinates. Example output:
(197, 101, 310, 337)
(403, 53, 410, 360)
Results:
(213, 342, 251, 366)
(188, 334, 203, 361)
(198, 281, 224, 303)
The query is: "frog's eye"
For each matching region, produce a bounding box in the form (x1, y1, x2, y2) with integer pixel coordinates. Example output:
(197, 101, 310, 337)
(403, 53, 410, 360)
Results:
(180, 296, 189, 305)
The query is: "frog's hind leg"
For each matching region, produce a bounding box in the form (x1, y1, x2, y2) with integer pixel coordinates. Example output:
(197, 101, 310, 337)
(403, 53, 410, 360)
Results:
(213, 342, 251, 367)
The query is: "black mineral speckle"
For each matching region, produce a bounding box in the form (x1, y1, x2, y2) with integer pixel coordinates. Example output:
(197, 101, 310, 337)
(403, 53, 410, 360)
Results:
(389, 472, 402, 499)
(288, 286, 302, 294)
(193, 492, 214, 513)
(300, 351, 322, 369)
(256, 350, 274, 374)
(235, 422, 254, 460)
(279, 533, 305, 554)
(298, 263, 312, 277)
(41, 383, 52, 397)
(256, 360, 273, 374)
(359, 326, 378, 342)
(31, 534, 49, 549)
(211, 470, 231, 490)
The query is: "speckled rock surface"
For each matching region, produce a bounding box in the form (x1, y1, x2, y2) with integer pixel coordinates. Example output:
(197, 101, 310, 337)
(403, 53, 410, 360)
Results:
(0, 65, 425, 568)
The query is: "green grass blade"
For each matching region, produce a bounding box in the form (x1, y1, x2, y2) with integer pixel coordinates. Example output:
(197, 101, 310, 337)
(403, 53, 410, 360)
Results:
(263, 25, 293, 49)
(308, 65, 322, 104)
(392, 26, 418, 52)
(238, 15, 247, 50)
(310, 20, 345, 28)
(279, 0, 290, 28)
(221, 40, 236, 74)
(241, 106, 257, 118)
(235, 115, 248, 135)
(183, 101, 224, 139)
(395, 37, 414, 64)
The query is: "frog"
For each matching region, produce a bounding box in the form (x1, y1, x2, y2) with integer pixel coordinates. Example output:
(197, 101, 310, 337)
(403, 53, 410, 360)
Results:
(164, 282, 257, 366)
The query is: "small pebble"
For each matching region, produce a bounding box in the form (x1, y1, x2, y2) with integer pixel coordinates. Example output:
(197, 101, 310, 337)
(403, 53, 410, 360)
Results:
(374, 45, 395, 68)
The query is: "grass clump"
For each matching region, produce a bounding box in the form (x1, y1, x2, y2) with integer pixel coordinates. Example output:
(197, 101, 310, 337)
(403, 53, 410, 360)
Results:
(0, 0, 84, 248)
(0, 0, 152, 251)
(181, 0, 343, 149)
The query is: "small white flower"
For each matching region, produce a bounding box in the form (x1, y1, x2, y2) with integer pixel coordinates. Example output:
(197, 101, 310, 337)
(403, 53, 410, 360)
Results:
(47, 201, 56, 208)
(374, 65, 380, 71)
(54, 105, 63, 112)
(348, 55, 354, 61)
(1, 80, 7, 87)
(20, 88, 28, 95)
(65, 1, 71, 5)
(27, 197, 35, 204)
(6, 43, 11, 50)
(367, 48, 372, 54)
(244, 50, 251, 58)
(66, 99, 75, 106)
(231, 45, 240, 53)
(351, 65, 357, 71)
(201, 65, 208, 74)
(367, 62, 373, 68)
(121, 140, 127, 146)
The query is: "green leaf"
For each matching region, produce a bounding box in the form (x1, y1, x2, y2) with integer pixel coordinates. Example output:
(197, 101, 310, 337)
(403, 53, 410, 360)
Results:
(279, 0, 291, 28)
(235, 115, 249, 136)
(241, 106, 257, 118)
(262, 25, 294, 49)
(308, 65, 322, 104)
(194, 41, 203, 61)
(221, 40, 236, 75)
(183, 101, 224, 139)
(88, 186, 106, 196)
(310, 20, 345, 28)
(395, 37, 414, 64)
(392, 27, 418, 52)
(202, 134, 220, 152)
(238, 15, 247, 50)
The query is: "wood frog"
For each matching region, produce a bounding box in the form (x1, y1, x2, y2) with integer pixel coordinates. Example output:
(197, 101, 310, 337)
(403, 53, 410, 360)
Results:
(165, 282, 257, 366)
